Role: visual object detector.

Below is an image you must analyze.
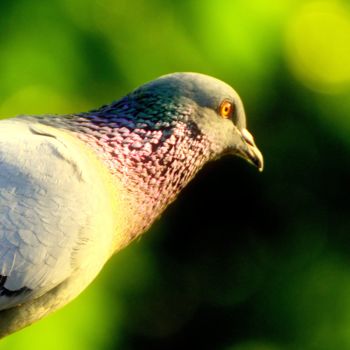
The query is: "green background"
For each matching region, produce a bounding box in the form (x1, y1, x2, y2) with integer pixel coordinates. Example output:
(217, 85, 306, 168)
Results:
(1, 0, 350, 349)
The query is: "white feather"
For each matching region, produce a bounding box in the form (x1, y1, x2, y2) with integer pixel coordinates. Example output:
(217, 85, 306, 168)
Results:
(0, 118, 121, 312)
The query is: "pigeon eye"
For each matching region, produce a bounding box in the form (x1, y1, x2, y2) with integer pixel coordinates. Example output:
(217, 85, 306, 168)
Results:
(219, 100, 234, 119)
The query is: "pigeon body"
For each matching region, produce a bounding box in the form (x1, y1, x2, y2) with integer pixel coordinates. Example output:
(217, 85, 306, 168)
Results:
(0, 73, 263, 337)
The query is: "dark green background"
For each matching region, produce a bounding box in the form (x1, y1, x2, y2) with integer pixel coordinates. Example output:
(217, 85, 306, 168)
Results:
(1, 1, 350, 349)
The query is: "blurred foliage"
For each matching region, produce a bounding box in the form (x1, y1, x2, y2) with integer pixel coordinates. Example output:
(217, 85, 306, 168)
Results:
(0, 0, 350, 349)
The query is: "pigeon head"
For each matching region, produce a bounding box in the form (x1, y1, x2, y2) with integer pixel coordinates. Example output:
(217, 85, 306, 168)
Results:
(126, 72, 263, 171)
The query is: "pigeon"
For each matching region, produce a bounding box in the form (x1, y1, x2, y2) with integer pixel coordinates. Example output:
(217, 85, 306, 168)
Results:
(0, 72, 263, 338)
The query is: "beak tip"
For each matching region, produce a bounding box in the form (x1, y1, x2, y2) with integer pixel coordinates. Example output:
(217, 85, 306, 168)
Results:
(248, 147, 264, 172)
(253, 156, 264, 172)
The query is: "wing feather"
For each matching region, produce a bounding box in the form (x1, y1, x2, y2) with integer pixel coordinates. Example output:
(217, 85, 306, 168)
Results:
(0, 120, 91, 310)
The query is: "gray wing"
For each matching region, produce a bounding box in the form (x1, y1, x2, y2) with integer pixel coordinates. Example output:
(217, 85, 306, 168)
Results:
(0, 119, 95, 310)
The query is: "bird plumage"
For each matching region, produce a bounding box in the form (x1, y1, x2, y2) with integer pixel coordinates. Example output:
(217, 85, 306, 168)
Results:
(0, 72, 263, 338)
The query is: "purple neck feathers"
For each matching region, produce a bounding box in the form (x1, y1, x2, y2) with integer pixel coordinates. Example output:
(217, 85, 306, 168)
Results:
(40, 113, 211, 240)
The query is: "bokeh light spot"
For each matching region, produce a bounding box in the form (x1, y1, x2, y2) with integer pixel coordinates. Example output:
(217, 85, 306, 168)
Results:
(285, 1, 350, 93)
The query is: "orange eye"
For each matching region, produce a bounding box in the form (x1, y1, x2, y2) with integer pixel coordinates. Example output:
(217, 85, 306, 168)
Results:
(219, 100, 234, 119)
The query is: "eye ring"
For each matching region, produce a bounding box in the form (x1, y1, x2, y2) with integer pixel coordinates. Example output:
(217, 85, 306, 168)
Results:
(219, 100, 234, 119)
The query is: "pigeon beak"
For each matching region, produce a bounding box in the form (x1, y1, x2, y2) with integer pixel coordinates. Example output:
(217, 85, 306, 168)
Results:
(237, 129, 264, 172)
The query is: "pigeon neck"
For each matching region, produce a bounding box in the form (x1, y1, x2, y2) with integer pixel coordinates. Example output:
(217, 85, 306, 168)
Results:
(50, 112, 212, 243)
